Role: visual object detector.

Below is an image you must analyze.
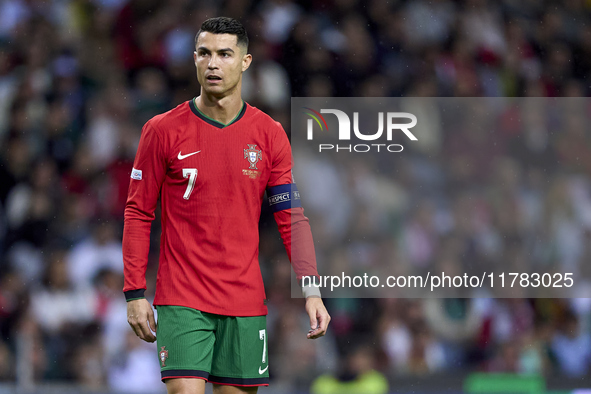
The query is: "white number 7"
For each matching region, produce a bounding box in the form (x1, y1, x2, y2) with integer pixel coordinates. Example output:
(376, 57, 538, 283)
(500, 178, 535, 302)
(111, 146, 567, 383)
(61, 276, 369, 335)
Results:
(182, 169, 197, 200)
(259, 329, 266, 363)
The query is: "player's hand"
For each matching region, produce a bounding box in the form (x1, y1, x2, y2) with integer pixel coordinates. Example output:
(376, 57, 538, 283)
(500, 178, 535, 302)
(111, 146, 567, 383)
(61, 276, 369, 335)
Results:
(127, 298, 157, 342)
(305, 296, 330, 339)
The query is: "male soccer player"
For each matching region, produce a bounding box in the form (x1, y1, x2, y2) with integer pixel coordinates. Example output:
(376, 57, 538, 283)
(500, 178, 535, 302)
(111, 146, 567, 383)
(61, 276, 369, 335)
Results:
(122, 17, 330, 394)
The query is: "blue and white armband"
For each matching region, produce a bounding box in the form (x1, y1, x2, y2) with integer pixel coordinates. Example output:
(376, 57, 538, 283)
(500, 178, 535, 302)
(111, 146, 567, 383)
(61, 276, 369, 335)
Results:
(266, 183, 302, 212)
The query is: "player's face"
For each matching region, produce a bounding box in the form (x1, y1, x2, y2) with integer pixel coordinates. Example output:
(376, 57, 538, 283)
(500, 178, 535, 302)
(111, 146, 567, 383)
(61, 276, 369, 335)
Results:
(194, 32, 251, 98)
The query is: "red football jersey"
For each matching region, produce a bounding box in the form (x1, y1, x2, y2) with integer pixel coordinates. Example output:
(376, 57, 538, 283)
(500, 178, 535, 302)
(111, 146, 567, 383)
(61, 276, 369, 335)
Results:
(123, 99, 318, 316)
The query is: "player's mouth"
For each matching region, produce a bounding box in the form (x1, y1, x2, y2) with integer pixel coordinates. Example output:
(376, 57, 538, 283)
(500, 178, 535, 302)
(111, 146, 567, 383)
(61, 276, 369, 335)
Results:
(206, 75, 222, 84)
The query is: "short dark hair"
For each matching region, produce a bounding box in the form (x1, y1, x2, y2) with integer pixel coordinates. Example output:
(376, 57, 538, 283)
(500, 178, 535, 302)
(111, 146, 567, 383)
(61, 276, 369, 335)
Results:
(195, 17, 249, 51)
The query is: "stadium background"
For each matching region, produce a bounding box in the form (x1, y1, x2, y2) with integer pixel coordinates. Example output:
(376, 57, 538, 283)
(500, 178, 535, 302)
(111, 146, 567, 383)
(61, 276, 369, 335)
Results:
(1, 0, 591, 393)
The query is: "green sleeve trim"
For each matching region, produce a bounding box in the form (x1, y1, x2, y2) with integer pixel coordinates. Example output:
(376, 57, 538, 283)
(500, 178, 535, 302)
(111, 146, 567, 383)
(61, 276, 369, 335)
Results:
(126, 297, 146, 302)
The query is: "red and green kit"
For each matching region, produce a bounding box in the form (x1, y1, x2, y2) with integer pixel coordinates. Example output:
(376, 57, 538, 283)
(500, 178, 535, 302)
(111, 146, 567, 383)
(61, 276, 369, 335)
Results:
(122, 99, 318, 384)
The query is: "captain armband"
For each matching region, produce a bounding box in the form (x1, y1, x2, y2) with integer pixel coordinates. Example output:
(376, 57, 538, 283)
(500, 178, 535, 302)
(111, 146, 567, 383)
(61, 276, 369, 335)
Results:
(266, 183, 302, 212)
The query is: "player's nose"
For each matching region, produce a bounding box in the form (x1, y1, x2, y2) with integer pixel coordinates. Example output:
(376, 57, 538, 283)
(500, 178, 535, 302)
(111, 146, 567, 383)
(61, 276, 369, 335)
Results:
(208, 54, 220, 69)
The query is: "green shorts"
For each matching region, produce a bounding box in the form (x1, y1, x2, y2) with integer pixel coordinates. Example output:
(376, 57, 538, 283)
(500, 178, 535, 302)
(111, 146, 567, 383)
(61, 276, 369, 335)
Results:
(156, 305, 269, 386)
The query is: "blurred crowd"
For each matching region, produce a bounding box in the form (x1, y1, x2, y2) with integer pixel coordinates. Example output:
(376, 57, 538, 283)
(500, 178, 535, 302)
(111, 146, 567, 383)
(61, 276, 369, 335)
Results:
(295, 98, 591, 392)
(0, 0, 591, 392)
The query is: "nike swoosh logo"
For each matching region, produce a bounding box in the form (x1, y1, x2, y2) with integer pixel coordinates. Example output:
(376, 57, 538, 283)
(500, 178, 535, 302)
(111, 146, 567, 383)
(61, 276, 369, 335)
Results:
(178, 151, 201, 160)
(258, 366, 268, 374)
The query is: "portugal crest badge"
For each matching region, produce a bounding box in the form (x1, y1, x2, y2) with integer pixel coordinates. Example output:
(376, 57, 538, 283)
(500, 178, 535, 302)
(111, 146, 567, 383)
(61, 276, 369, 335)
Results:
(159, 346, 169, 367)
(244, 144, 262, 169)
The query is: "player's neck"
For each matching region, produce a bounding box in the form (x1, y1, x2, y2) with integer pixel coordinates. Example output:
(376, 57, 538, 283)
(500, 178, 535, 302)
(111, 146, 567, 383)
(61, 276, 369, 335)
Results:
(195, 92, 244, 126)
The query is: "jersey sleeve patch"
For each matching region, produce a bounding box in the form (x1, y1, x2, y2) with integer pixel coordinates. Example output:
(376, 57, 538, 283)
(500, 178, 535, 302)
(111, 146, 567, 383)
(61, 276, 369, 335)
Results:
(267, 183, 302, 212)
(131, 168, 143, 180)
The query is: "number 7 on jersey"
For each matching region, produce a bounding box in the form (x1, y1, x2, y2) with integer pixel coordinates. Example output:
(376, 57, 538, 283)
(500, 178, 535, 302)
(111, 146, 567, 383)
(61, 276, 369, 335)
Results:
(182, 168, 197, 200)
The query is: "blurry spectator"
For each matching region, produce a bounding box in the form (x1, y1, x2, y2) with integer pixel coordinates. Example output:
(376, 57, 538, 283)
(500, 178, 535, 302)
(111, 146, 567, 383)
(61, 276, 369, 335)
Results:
(29, 251, 99, 381)
(543, 177, 585, 274)
(402, 201, 439, 269)
(133, 67, 171, 125)
(0, 268, 28, 381)
(407, 321, 446, 374)
(242, 40, 291, 110)
(551, 310, 591, 377)
(0, 268, 27, 338)
(491, 300, 535, 345)
(30, 250, 97, 334)
(94, 268, 130, 363)
(381, 300, 445, 375)
(487, 340, 521, 373)
(84, 97, 122, 169)
(259, 0, 302, 45)
(311, 344, 388, 394)
(61, 146, 99, 201)
(0, 339, 12, 380)
(517, 325, 551, 375)
(403, 0, 456, 48)
(269, 304, 320, 391)
(14, 315, 48, 382)
(113, 0, 168, 72)
(423, 298, 482, 367)
(0, 135, 33, 205)
(461, 0, 506, 57)
(0, 0, 31, 39)
(70, 323, 106, 389)
(66, 221, 124, 290)
(4, 157, 58, 248)
(108, 331, 162, 392)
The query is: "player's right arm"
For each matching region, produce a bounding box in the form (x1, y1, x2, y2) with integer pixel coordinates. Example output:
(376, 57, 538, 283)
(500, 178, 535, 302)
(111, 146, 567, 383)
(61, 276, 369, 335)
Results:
(122, 120, 167, 342)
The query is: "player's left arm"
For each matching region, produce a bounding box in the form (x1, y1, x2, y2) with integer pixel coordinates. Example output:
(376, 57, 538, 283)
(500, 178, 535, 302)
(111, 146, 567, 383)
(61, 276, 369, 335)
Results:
(267, 122, 330, 339)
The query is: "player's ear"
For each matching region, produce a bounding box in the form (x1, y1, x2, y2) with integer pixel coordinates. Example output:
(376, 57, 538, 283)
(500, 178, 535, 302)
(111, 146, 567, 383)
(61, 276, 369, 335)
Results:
(194, 51, 198, 65)
(242, 53, 252, 72)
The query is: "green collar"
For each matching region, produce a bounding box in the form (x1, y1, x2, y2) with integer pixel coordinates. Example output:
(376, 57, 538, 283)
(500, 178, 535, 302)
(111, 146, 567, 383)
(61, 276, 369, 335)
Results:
(190, 98, 246, 129)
